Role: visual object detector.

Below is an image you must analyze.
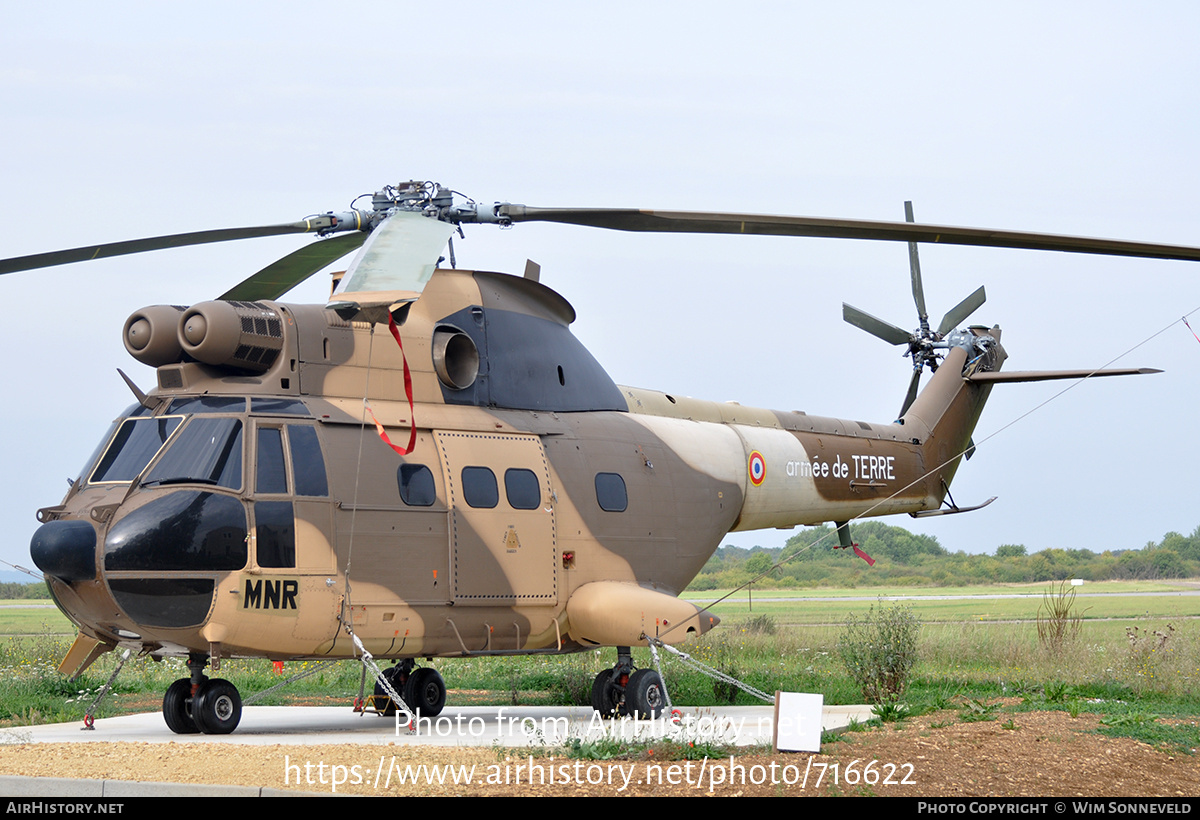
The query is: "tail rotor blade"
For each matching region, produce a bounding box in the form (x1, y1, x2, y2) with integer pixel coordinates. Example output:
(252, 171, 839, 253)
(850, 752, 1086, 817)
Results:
(899, 369, 922, 417)
(843, 303, 913, 346)
(937, 285, 987, 336)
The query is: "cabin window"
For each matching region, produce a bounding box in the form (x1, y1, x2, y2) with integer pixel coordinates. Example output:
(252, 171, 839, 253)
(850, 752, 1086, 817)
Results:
(141, 417, 242, 490)
(398, 464, 436, 507)
(461, 466, 498, 509)
(594, 472, 628, 512)
(504, 468, 541, 510)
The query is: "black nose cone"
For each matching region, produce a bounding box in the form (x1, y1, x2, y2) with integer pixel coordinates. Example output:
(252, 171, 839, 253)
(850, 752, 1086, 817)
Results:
(31, 520, 97, 582)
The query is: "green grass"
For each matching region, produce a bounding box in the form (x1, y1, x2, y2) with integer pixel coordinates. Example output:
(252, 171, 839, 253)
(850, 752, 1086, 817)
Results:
(683, 580, 1198, 599)
(0, 609, 73, 636)
(2, 585, 1197, 756)
(684, 581, 1200, 623)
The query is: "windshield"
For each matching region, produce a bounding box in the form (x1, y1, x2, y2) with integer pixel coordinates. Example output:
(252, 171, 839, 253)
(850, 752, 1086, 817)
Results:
(142, 417, 244, 490)
(90, 416, 183, 484)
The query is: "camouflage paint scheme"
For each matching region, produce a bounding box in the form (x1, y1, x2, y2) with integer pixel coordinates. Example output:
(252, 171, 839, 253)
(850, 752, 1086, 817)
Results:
(36, 266, 999, 673)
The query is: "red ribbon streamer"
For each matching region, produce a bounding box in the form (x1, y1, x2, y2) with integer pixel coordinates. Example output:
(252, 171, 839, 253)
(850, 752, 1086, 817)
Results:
(835, 540, 876, 566)
(366, 313, 418, 456)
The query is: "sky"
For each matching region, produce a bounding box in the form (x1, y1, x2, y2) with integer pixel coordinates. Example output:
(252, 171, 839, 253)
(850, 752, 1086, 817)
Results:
(2, 2, 1199, 576)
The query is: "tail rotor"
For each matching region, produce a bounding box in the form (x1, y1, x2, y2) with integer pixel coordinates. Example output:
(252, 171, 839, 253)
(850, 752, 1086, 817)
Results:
(842, 202, 987, 419)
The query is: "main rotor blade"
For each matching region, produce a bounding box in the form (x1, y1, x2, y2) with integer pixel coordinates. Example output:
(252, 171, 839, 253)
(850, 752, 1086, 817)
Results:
(937, 285, 987, 336)
(327, 210, 456, 319)
(0, 220, 339, 276)
(843, 303, 913, 346)
(220, 233, 367, 301)
(498, 206, 1200, 263)
(904, 201, 928, 328)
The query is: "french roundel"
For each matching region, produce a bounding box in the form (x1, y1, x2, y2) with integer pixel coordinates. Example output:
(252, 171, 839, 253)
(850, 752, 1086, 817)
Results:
(748, 451, 766, 486)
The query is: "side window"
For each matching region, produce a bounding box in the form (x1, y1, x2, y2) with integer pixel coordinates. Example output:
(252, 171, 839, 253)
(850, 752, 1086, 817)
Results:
(256, 427, 287, 494)
(504, 468, 541, 510)
(255, 424, 328, 497)
(255, 500, 295, 568)
(288, 425, 328, 497)
(461, 466, 498, 509)
(595, 472, 628, 512)
(398, 464, 436, 507)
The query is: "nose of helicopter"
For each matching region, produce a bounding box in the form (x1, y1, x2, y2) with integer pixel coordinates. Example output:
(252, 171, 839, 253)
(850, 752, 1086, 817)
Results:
(30, 519, 97, 583)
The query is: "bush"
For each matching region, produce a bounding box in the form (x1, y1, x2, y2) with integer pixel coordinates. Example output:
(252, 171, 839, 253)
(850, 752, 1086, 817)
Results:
(743, 614, 777, 635)
(1036, 581, 1087, 652)
(836, 600, 920, 703)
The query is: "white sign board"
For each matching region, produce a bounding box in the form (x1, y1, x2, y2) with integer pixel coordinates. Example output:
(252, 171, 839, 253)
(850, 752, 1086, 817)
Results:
(773, 691, 824, 752)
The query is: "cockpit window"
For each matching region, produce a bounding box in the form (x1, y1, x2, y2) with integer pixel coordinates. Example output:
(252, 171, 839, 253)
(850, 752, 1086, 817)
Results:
(166, 397, 247, 415)
(289, 425, 328, 497)
(76, 420, 120, 485)
(250, 398, 310, 416)
(255, 427, 287, 494)
(142, 417, 244, 490)
(76, 405, 156, 485)
(90, 416, 184, 484)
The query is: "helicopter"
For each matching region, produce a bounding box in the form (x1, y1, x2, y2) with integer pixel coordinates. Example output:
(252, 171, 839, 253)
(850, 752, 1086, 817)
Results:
(9, 180, 1188, 735)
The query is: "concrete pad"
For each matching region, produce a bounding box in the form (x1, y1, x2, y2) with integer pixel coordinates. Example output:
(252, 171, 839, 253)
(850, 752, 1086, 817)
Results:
(0, 702, 877, 747)
(0, 702, 879, 797)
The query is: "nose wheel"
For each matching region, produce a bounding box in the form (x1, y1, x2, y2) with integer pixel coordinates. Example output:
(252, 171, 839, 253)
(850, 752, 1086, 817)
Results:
(162, 678, 199, 734)
(193, 679, 242, 734)
(162, 654, 243, 735)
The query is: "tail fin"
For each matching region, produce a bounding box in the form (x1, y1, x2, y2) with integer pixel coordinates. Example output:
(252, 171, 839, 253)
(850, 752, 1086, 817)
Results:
(902, 326, 1006, 491)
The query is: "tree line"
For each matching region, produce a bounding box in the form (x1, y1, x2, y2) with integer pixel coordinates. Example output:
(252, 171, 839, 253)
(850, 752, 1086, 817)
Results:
(688, 521, 1200, 590)
(0, 580, 51, 600)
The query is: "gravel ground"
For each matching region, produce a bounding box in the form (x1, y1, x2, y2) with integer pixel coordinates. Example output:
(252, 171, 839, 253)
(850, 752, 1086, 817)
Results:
(0, 709, 1196, 797)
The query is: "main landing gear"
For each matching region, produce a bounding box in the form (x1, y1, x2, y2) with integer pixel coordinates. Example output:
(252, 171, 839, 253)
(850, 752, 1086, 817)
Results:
(590, 646, 665, 719)
(162, 654, 242, 735)
(371, 660, 447, 717)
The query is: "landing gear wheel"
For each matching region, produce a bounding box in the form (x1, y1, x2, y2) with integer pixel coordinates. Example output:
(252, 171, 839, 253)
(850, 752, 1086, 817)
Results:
(373, 665, 409, 717)
(626, 669, 665, 719)
(193, 678, 242, 734)
(162, 678, 199, 734)
(404, 667, 446, 717)
(590, 670, 623, 717)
